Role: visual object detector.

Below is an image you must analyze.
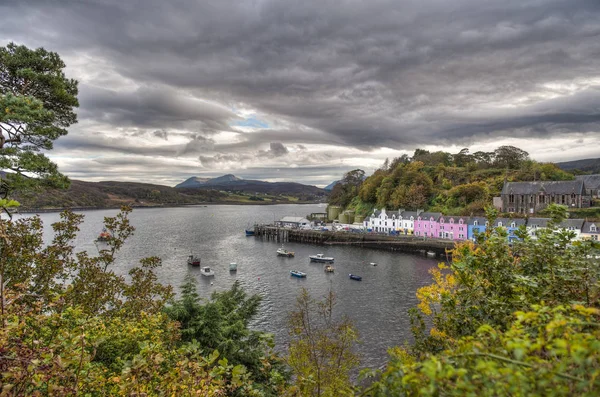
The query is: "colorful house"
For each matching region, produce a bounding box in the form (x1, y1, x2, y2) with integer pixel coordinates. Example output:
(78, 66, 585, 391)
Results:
(581, 221, 599, 241)
(397, 210, 421, 235)
(493, 217, 527, 242)
(467, 217, 488, 241)
(414, 212, 442, 238)
(437, 216, 469, 240)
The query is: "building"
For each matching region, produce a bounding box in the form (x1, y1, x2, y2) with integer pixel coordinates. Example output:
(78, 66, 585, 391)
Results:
(414, 212, 442, 238)
(581, 221, 599, 241)
(576, 174, 600, 199)
(467, 217, 488, 241)
(437, 216, 469, 240)
(559, 219, 585, 240)
(501, 180, 590, 214)
(276, 216, 310, 228)
(526, 218, 549, 239)
(492, 217, 527, 242)
(397, 210, 421, 235)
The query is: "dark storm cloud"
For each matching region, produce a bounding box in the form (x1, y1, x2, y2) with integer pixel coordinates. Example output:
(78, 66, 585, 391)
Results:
(2, 0, 600, 179)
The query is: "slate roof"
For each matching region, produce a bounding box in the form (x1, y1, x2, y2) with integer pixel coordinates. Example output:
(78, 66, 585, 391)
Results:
(559, 219, 585, 229)
(417, 212, 442, 221)
(501, 180, 584, 195)
(439, 216, 469, 223)
(527, 218, 549, 228)
(494, 217, 526, 227)
(576, 174, 600, 190)
(468, 216, 488, 226)
(582, 221, 599, 233)
(399, 210, 419, 219)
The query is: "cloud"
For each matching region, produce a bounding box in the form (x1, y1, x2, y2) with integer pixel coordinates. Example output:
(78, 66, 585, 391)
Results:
(1, 0, 600, 185)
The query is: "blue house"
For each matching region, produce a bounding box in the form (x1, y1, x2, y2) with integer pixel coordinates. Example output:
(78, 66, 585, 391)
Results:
(493, 217, 526, 242)
(467, 217, 488, 241)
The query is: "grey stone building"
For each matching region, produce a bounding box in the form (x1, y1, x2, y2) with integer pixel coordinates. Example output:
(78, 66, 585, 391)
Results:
(575, 174, 600, 198)
(501, 180, 590, 214)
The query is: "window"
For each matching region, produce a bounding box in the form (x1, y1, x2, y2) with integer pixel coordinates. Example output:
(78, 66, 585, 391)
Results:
(511, 222, 516, 228)
(459, 234, 464, 239)
(439, 232, 443, 237)
(498, 222, 503, 227)
(424, 232, 428, 237)
(425, 224, 428, 228)
(440, 219, 444, 224)
(539, 195, 545, 204)
(450, 218, 454, 224)
(509, 194, 515, 203)
(561, 195, 566, 204)
(473, 220, 479, 226)
(459, 219, 464, 224)
(593, 235, 598, 241)
(591, 226, 597, 232)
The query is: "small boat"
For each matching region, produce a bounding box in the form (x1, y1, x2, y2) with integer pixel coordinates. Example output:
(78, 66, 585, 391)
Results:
(200, 266, 215, 277)
(324, 265, 335, 273)
(187, 255, 201, 267)
(277, 246, 295, 257)
(309, 254, 334, 263)
(229, 262, 237, 272)
(290, 270, 306, 278)
(349, 274, 362, 281)
(426, 251, 436, 258)
(245, 229, 255, 236)
(95, 228, 111, 242)
(369, 262, 377, 266)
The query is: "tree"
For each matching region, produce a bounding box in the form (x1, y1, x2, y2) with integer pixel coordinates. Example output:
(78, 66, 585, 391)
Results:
(287, 288, 359, 397)
(0, 43, 79, 212)
(493, 145, 529, 169)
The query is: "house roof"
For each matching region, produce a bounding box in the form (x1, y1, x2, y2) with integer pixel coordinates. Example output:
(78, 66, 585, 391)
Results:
(439, 216, 469, 223)
(576, 174, 600, 190)
(468, 216, 488, 225)
(501, 180, 584, 195)
(417, 212, 442, 221)
(495, 217, 526, 227)
(582, 221, 599, 233)
(280, 216, 309, 223)
(559, 219, 585, 229)
(527, 218, 549, 227)
(399, 210, 419, 219)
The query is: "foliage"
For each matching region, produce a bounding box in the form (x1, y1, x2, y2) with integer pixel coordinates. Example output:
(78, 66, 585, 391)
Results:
(164, 277, 288, 393)
(287, 288, 359, 397)
(364, 305, 600, 396)
(0, 43, 79, 213)
(329, 169, 365, 208)
(0, 208, 290, 395)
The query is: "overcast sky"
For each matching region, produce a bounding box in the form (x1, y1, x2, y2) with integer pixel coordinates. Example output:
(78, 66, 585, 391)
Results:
(2, 0, 600, 187)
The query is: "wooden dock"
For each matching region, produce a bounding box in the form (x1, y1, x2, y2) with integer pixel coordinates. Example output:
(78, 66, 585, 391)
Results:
(253, 225, 456, 258)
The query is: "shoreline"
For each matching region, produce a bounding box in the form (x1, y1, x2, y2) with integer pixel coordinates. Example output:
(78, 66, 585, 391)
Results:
(15, 201, 325, 214)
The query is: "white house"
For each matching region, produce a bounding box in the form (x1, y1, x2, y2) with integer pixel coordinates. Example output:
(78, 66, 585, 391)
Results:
(365, 208, 423, 234)
(581, 221, 599, 241)
(526, 218, 584, 240)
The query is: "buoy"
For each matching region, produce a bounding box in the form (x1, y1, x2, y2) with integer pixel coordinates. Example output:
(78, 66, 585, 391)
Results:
(258, 277, 261, 281)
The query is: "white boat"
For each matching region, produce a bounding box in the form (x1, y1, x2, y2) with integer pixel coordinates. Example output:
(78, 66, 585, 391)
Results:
(229, 262, 238, 271)
(277, 246, 295, 257)
(309, 253, 334, 263)
(290, 270, 307, 278)
(200, 266, 215, 277)
(370, 262, 377, 266)
(426, 251, 436, 258)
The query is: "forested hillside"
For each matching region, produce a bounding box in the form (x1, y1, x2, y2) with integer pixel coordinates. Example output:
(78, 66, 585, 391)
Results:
(328, 146, 574, 216)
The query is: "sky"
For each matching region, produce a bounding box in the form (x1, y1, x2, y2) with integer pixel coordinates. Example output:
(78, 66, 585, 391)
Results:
(2, 0, 600, 188)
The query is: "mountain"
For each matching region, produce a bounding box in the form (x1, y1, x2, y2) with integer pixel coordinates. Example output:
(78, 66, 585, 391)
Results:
(324, 180, 340, 191)
(175, 174, 327, 198)
(556, 158, 600, 174)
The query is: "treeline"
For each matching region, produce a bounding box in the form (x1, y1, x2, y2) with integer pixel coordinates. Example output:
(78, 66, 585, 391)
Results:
(329, 145, 574, 216)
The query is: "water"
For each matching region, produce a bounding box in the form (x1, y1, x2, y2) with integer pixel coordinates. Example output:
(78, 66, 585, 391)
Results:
(13, 204, 439, 370)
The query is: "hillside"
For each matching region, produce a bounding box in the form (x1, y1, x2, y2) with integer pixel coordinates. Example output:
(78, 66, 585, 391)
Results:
(13, 178, 323, 210)
(175, 174, 327, 199)
(556, 157, 600, 174)
(328, 146, 576, 217)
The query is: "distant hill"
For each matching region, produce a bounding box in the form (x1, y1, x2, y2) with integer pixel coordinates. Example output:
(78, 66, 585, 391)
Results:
(324, 180, 340, 191)
(556, 158, 600, 174)
(175, 174, 327, 198)
(12, 178, 324, 210)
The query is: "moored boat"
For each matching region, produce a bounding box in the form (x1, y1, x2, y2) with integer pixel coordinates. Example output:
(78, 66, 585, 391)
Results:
(200, 266, 215, 277)
(349, 273, 362, 281)
(187, 255, 201, 266)
(277, 246, 295, 257)
(290, 270, 306, 278)
(324, 265, 335, 273)
(229, 262, 238, 272)
(426, 251, 436, 258)
(245, 229, 255, 236)
(95, 228, 111, 242)
(369, 262, 377, 266)
(309, 253, 334, 263)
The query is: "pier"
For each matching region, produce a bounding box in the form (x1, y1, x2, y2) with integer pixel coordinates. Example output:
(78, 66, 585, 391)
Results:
(254, 225, 456, 257)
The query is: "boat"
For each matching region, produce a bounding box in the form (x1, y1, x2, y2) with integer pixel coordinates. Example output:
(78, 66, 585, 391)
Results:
(290, 270, 306, 278)
(95, 228, 111, 242)
(187, 255, 201, 267)
(309, 254, 334, 263)
(426, 251, 436, 258)
(229, 262, 238, 272)
(245, 229, 255, 236)
(324, 265, 335, 273)
(349, 274, 362, 281)
(277, 246, 295, 257)
(200, 266, 215, 277)
(369, 262, 377, 266)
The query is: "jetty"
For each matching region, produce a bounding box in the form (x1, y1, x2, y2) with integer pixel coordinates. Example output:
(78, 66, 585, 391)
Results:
(253, 225, 455, 257)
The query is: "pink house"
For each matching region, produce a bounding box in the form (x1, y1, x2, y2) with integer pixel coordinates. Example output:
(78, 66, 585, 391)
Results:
(437, 216, 469, 240)
(414, 212, 442, 238)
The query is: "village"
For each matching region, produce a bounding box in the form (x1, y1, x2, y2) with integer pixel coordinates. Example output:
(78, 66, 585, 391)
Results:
(273, 178, 600, 243)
